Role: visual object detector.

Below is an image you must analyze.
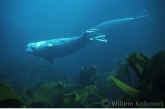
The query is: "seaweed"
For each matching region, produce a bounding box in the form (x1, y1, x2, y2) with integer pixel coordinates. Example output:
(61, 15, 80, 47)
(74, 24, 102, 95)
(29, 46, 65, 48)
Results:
(0, 51, 165, 108)
(54, 85, 97, 108)
(0, 83, 25, 108)
(100, 51, 165, 108)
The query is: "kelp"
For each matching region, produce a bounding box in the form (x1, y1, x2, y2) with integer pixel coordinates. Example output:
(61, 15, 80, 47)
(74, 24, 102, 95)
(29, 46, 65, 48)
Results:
(100, 51, 165, 108)
(54, 85, 97, 108)
(0, 79, 67, 108)
(99, 52, 150, 96)
(110, 76, 149, 101)
(0, 83, 25, 108)
(25, 79, 68, 107)
(0, 80, 97, 108)
(105, 68, 118, 81)
(72, 98, 95, 108)
(99, 63, 129, 97)
(1, 51, 165, 108)
(110, 76, 165, 107)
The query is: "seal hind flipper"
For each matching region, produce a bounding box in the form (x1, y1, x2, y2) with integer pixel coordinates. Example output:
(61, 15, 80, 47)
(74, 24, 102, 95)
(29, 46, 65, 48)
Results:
(136, 9, 153, 20)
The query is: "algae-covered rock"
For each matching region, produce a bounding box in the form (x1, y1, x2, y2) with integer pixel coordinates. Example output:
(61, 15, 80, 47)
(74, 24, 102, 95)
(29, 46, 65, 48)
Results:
(76, 65, 102, 88)
(54, 85, 97, 108)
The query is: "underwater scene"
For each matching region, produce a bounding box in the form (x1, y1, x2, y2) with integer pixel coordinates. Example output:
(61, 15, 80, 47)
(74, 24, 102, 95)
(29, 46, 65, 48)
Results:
(0, 0, 165, 108)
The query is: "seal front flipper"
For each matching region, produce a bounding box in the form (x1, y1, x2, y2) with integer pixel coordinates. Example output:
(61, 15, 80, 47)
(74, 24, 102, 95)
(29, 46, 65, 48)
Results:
(82, 29, 107, 42)
(44, 57, 54, 64)
(43, 44, 59, 63)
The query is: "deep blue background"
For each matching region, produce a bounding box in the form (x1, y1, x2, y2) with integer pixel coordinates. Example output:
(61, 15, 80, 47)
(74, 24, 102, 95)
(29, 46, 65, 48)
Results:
(0, 0, 165, 82)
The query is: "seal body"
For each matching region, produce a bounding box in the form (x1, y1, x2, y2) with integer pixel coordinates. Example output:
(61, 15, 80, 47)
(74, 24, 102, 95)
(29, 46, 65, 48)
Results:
(26, 10, 152, 64)
(26, 29, 107, 63)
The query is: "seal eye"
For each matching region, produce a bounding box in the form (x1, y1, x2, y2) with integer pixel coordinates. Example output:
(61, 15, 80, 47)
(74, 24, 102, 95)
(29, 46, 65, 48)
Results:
(31, 46, 35, 50)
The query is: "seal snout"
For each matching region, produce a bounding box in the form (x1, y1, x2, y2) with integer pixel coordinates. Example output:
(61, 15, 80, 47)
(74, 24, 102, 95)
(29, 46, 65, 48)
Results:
(26, 43, 35, 54)
(26, 49, 31, 54)
(26, 47, 31, 54)
(26, 45, 33, 54)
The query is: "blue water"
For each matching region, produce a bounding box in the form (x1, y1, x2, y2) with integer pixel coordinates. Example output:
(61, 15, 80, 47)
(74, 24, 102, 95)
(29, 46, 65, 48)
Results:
(0, 0, 165, 89)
